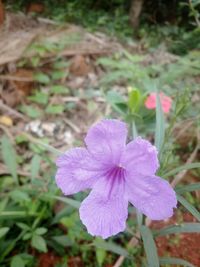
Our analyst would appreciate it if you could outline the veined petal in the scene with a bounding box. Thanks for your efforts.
[122,137,159,175]
[85,119,127,165]
[126,174,177,220]
[79,177,128,239]
[56,148,104,195]
[56,168,94,195]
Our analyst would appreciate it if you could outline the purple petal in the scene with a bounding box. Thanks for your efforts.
[79,177,128,239]
[56,148,103,195]
[122,137,159,175]
[85,119,127,165]
[126,174,177,220]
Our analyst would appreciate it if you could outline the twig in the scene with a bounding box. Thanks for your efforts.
[0,100,28,121]
[0,75,34,82]
[63,118,81,133]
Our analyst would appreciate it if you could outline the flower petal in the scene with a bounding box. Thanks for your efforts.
[126,174,177,220]
[122,137,159,175]
[79,177,128,239]
[56,148,103,195]
[85,119,127,165]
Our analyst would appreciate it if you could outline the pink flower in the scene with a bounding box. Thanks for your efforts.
[145,92,172,113]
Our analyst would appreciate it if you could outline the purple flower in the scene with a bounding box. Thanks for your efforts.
[55,119,177,239]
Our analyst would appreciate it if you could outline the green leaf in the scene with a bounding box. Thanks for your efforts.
[50,85,69,94]
[176,183,200,194]
[154,223,200,236]
[22,233,32,241]
[164,163,200,178]
[0,211,36,220]
[31,154,41,180]
[16,223,30,231]
[34,73,50,84]
[177,194,200,221]
[51,235,73,247]
[45,105,64,114]
[155,92,165,152]
[105,91,126,115]
[159,257,195,267]
[29,91,49,105]
[31,235,47,252]
[51,70,66,80]
[51,196,80,209]
[11,255,25,267]
[93,238,128,257]
[140,226,159,267]
[10,190,30,202]
[1,135,18,184]
[128,88,141,113]
[20,105,42,118]
[0,227,9,239]
[96,246,106,267]
[35,227,47,235]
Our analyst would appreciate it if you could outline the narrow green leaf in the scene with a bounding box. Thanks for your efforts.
[154,223,200,236]
[51,196,80,209]
[10,190,30,202]
[0,211,36,220]
[164,163,200,178]
[0,227,9,239]
[128,88,141,113]
[159,257,195,267]
[31,154,41,180]
[1,135,18,184]
[176,183,200,194]
[51,235,73,247]
[96,246,106,267]
[93,238,128,257]
[155,93,165,152]
[31,235,47,252]
[140,225,159,267]
[177,194,200,221]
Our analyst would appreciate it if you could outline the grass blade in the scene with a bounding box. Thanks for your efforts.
[154,223,200,236]
[159,257,195,267]
[177,194,200,221]
[155,92,165,152]
[140,226,159,267]
[93,238,128,257]
[175,183,200,194]
[163,163,200,178]
[51,196,80,209]
[1,135,18,184]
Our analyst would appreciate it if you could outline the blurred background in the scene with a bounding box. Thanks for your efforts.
[0,1,200,267]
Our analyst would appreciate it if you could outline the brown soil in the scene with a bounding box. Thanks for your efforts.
[151,212,200,266]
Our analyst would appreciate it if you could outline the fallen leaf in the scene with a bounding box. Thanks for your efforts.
[0,115,13,126]
[27,3,45,14]
[0,0,5,26]
[69,55,92,76]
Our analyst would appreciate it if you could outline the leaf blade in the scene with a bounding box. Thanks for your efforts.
[140,226,159,267]
[177,194,200,221]
[1,135,18,184]
[159,257,195,267]
[155,92,165,152]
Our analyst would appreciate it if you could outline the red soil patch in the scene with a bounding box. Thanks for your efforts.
[151,212,200,266]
